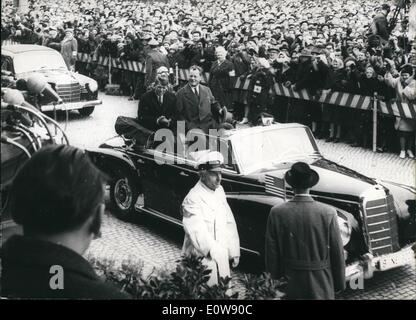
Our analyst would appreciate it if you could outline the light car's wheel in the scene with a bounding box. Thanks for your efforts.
[78,106,95,117]
[109,168,140,220]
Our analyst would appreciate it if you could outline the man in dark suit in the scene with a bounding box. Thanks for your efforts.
[176,65,230,134]
[1,145,130,299]
[137,66,177,132]
[265,162,346,300]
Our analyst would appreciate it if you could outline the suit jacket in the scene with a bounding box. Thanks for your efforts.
[137,90,177,132]
[265,195,346,300]
[176,83,219,134]
[1,235,130,299]
[181,181,240,286]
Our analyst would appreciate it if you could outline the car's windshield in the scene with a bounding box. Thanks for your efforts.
[13,51,68,74]
[231,126,321,174]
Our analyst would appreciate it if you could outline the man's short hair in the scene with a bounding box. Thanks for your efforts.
[10,145,107,235]
[189,65,203,76]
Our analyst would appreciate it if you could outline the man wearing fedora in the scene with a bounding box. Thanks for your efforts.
[181,151,240,286]
[265,162,346,299]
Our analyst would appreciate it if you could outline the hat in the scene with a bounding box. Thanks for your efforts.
[148,38,159,46]
[300,48,313,57]
[344,57,357,66]
[284,162,319,189]
[400,64,414,76]
[194,151,225,171]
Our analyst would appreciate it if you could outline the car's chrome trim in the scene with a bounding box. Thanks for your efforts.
[40,99,102,112]
[136,206,183,227]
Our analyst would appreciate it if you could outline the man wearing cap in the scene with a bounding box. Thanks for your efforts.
[181,151,240,286]
[265,162,346,299]
[145,38,170,88]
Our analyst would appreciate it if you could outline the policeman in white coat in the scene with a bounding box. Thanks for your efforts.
[181,151,240,286]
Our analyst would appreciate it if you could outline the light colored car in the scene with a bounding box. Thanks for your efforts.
[1,44,101,116]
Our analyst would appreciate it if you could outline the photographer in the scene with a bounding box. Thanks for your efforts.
[371,4,391,43]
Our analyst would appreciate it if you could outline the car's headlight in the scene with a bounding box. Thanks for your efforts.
[337,216,352,246]
[88,80,98,92]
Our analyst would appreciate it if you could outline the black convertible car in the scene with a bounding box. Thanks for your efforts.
[87,123,416,281]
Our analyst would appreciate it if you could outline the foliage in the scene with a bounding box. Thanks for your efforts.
[241,272,286,300]
[89,255,284,300]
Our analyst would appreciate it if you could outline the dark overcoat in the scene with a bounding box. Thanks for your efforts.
[265,195,346,300]
[176,83,220,134]
[137,90,177,132]
[1,235,130,299]
[208,59,235,108]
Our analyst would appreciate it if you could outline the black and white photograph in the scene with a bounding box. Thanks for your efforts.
[1,0,415,306]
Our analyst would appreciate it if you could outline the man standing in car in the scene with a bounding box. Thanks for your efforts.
[176,65,230,134]
[265,162,346,299]
[181,151,240,286]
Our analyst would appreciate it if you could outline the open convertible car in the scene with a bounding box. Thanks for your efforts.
[86,123,416,280]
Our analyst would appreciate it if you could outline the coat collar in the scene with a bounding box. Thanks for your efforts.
[1,235,99,281]
[289,194,315,202]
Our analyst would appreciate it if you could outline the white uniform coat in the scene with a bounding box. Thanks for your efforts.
[181,180,240,286]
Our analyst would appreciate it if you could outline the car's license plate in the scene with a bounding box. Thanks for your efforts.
[378,248,413,271]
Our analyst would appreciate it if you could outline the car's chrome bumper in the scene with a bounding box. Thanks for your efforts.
[40,99,102,112]
[345,245,415,281]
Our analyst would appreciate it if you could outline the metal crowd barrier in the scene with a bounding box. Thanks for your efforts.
[76,52,416,121]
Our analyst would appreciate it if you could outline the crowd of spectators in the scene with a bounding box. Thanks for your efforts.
[1,0,416,157]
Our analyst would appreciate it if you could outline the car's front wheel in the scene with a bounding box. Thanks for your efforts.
[109,168,140,220]
[78,106,95,117]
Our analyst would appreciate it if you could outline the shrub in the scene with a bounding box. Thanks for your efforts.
[89,255,284,300]
[241,272,286,300]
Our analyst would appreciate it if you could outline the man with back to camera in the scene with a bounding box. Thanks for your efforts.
[265,162,346,299]
[181,151,240,286]
[0,145,130,299]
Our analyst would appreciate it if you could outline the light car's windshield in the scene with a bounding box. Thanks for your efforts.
[13,51,68,74]
[231,127,321,174]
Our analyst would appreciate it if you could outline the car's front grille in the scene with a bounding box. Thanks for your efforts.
[55,83,81,103]
[365,194,400,256]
